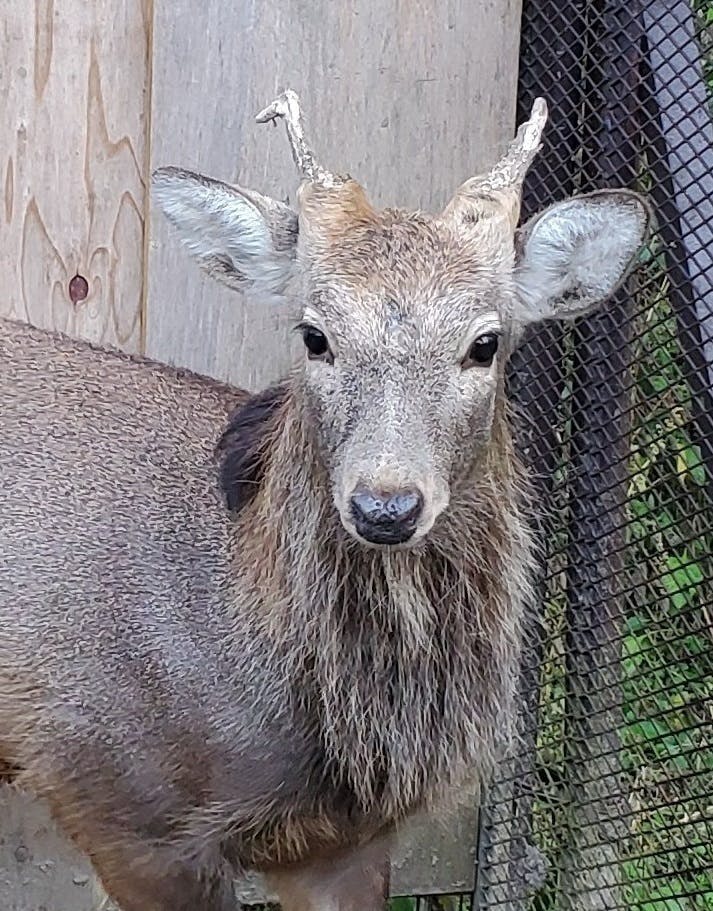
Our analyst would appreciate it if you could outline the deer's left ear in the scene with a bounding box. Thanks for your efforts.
[514,189,652,324]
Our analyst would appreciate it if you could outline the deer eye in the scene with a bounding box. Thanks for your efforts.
[300,325,332,362]
[463,332,500,368]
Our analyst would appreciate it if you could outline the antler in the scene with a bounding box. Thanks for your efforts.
[469,97,548,193]
[486,96,548,189]
[439,97,548,230]
[256,89,343,189]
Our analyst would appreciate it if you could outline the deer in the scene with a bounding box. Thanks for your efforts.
[0,90,650,911]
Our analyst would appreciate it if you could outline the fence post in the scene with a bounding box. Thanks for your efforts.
[558,2,644,908]
[639,0,713,488]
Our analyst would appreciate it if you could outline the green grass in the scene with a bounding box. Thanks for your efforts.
[389,899,471,911]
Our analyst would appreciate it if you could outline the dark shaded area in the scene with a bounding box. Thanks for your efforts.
[217,383,288,513]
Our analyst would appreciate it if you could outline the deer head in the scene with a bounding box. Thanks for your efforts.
[152,90,650,548]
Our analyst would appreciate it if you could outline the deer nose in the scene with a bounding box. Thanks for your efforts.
[349,487,424,545]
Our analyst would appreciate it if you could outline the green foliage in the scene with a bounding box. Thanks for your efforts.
[526,289,713,911]
[693,0,713,107]
[618,239,713,909]
[388,899,471,911]
[390,899,417,911]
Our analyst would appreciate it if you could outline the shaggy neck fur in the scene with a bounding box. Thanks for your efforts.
[219,378,536,826]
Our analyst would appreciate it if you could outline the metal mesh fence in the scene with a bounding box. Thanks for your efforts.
[476,0,713,909]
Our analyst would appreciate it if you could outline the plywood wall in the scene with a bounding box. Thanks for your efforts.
[1,0,522,904]
[2,0,151,350]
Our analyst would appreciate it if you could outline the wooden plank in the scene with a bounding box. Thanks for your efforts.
[146,0,523,389]
[1,0,150,350]
[1,4,147,909]
[388,802,479,896]
[235,801,480,903]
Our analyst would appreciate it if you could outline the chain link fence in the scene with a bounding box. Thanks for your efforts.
[474,0,713,909]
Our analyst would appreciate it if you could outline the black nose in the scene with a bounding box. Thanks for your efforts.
[349,487,424,545]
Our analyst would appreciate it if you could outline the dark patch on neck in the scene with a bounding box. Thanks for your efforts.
[216,383,288,513]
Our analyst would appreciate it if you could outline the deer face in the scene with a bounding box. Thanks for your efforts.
[292,204,515,545]
[153,92,650,547]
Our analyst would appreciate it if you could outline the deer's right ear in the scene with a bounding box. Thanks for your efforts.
[513,189,651,325]
[152,167,298,297]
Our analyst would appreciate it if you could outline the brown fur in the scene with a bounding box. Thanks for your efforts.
[298,179,378,247]
[0,314,532,908]
[266,839,391,911]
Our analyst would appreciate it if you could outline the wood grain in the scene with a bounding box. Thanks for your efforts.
[146,0,523,388]
[1,0,150,350]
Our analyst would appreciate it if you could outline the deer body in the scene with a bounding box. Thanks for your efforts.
[0,316,526,907]
[0,92,650,910]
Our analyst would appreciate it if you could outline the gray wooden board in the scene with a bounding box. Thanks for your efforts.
[0,786,118,911]
[1,0,150,349]
[236,806,480,903]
